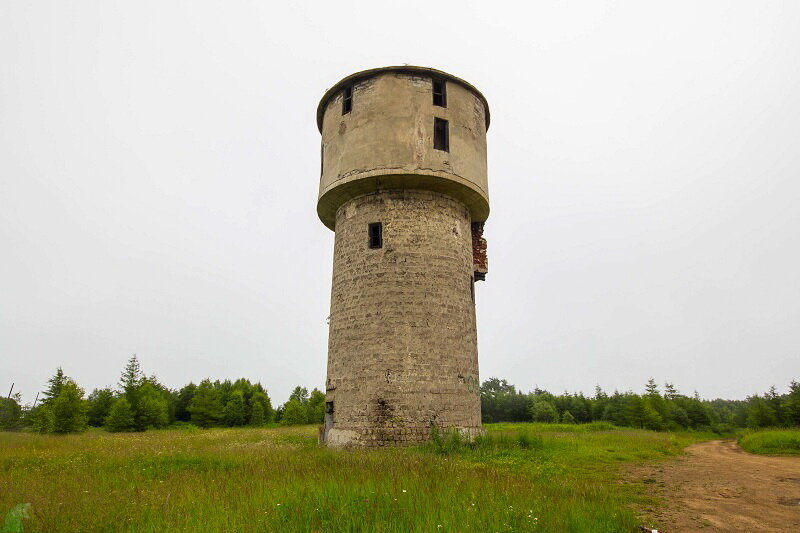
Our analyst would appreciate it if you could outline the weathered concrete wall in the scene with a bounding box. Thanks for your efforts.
[325,190,483,447]
[317,68,489,230]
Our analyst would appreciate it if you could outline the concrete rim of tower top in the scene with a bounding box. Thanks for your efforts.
[316,65,491,133]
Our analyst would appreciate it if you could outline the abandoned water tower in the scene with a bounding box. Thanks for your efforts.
[317,66,490,447]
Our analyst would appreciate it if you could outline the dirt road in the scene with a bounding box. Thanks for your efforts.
[636,440,800,532]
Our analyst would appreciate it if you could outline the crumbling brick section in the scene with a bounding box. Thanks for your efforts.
[471,222,488,281]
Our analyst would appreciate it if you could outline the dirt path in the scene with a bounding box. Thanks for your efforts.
[635,440,800,532]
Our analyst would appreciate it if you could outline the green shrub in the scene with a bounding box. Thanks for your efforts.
[739,430,800,455]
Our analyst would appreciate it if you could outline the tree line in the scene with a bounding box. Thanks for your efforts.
[0,356,325,433]
[3,361,798,434]
[480,377,800,432]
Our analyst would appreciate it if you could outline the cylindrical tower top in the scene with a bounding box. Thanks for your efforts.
[316,66,491,230]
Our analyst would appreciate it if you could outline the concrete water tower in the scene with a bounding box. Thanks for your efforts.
[316,66,490,447]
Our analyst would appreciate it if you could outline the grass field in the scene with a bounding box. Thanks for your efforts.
[0,423,715,532]
[738,429,800,455]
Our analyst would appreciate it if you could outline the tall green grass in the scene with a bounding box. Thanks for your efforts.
[739,429,800,455]
[0,423,712,532]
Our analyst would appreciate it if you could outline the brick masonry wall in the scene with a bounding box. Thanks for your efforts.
[471,222,488,278]
[325,189,483,447]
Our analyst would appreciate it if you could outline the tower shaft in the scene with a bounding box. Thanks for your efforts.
[325,190,481,446]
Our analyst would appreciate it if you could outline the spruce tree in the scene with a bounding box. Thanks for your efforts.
[188,379,222,428]
[223,390,247,427]
[250,391,274,423]
[249,400,266,426]
[787,381,800,427]
[136,382,169,430]
[30,405,56,433]
[42,367,67,405]
[87,388,115,427]
[105,397,135,432]
[663,382,679,400]
[561,410,576,424]
[175,383,196,422]
[119,355,143,412]
[765,386,785,426]
[746,396,777,428]
[51,380,88,434]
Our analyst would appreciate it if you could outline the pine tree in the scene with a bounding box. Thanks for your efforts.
[31,405,56,434]
[250,391,274,423]
[42,367,67,405]
[51,380,88,434]
[641,401,665,431]
[667,402,690,428]
[175,383,196,422]
[765,386,785,426]
[249,400,266,426]
[136,382,169,430]
[189,379,222,428]
[105,397,136,432]
[87,388,115,427]
[223,390,247,427]
[746,396,777,428]
[787,381,800,427]
[645,378,659,396]
[664,382,679,400]
[626,395,647,428]
[119,355,143,411]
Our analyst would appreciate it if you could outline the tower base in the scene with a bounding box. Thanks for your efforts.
[323,425,485,448]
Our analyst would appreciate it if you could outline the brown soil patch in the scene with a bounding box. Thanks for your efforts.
[634,440,800,532]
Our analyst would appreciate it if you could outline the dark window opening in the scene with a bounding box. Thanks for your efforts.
[368,222,383,249]
[470,276,475,303]
[434,118,449,152]
[433,79,447,107]
[325,401,334,414]
[342,86,353,115]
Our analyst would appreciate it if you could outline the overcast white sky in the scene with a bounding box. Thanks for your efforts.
[2,1,799,405]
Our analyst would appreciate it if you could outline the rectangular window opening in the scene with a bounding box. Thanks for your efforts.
[325,401,334,414]
[433,79,447,107]
[470,276,475,303]
[368,222,383,249]
[342,86,353,115]
[434,118,449,152]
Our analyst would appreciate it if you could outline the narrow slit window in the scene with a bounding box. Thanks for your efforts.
[342,86,353,115]
[434,118,449,152]
[325,401,334,414]
[432,79,447,107]
[368,222,382,249]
